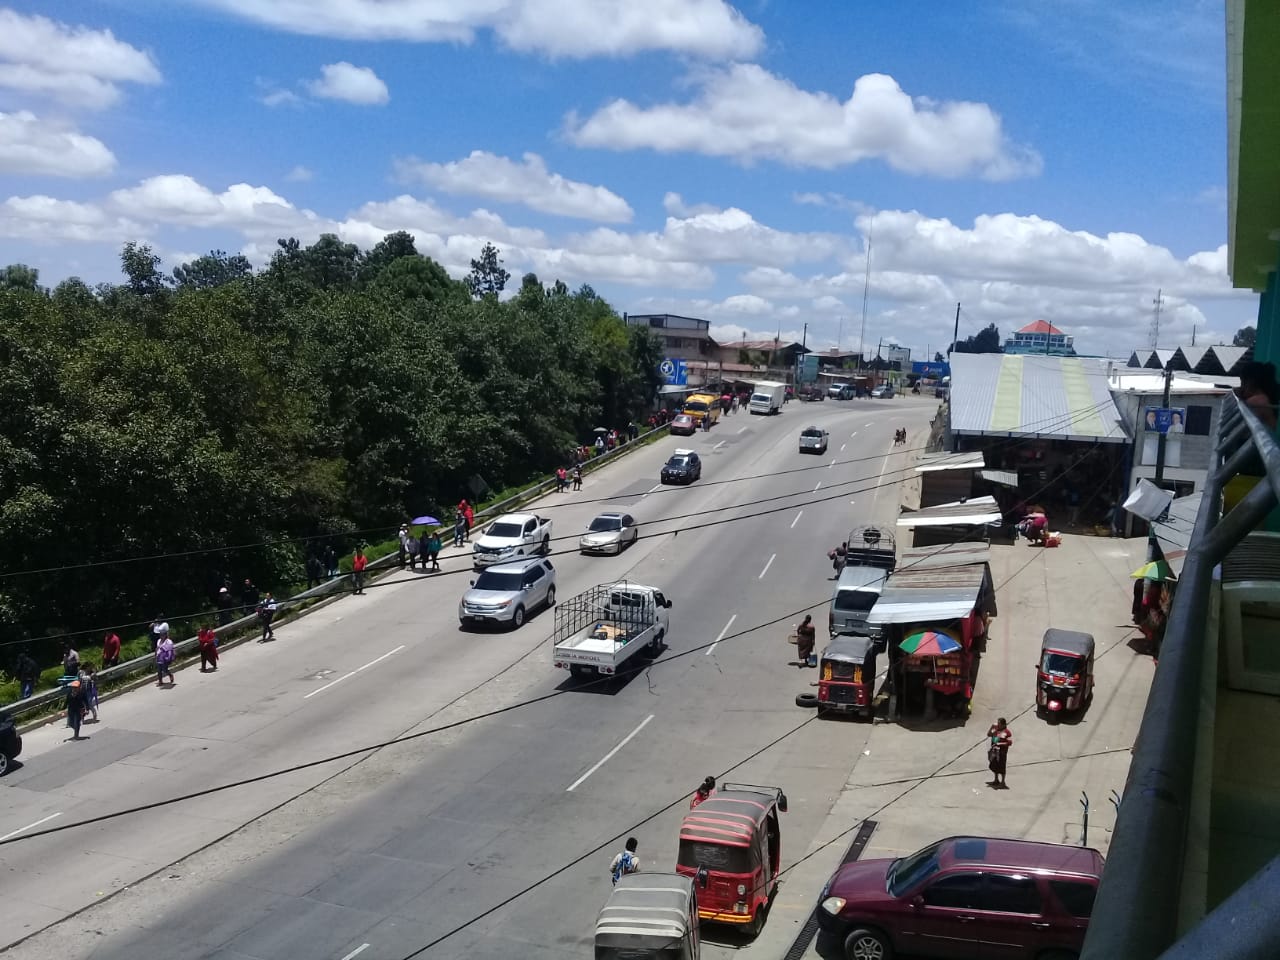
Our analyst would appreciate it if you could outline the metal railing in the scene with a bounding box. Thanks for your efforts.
[1082,392,1280,960]
[0,421,670,724]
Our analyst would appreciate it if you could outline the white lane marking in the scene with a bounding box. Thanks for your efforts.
[828,458,836,469]
[640,483,662,499]
[870,452,892,510]
[814,481,822,491]
[849,500,857,505]
[737,426,747,434]
[840,443,846,452]
[850,431,858,438]
[0,812,62,842]
[864,422,874,427]
[567,714,655,791]
[304,645,406,699]
[758,553,776,579]
[340,946,371,960]
[790,510,804,529]
[714,440,727,450]
[706,614,738,656]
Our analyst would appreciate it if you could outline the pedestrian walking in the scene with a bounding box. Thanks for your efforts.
[689,776,716,809]
[462,501,474,540]
[324,544,338,578]
[14,647,39,699]
[65,678,87,739]
[62,643,80,678]
[257,593,278,641]
[407,532,421,571]
[425,530,442,571]
[572,464,582,491]
[595,436,605,456]
[198,624,219,671]
[305,552,323,589]
[80,664,99,722]
[149,615,168,652]
[610,837,640,885]
[794,614,817,667]
[628,421,639,440]
[352,548,368,594]
[556,466,567,492]
[398,524,410,568]
[155,635,176,687]
[453,511,466,547]
[987,718,1013,789]
[101,630,121,668]
[828,542,848,578]
[241,578,260,611]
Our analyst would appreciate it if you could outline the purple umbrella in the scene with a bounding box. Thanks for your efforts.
[411,515,439,526]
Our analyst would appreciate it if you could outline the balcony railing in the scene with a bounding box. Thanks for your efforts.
[1082,392,1280,959]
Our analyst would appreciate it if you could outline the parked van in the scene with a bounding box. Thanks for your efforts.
[829,565,888,637]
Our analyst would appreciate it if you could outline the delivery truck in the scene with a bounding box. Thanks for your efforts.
[748,380,785,415]
[552,582,672,678]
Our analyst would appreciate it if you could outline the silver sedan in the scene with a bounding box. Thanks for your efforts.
[579,512,639,555]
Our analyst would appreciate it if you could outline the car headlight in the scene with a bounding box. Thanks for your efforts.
[496,600,512,608]
[821,896,847,915]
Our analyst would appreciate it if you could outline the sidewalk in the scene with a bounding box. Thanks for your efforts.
[742,531,1152,960]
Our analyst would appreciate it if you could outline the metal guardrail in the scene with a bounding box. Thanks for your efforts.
[0,421,670,724]
[1082,393,1280,960]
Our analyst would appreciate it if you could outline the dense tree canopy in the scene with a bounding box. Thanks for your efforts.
[0,238,662,657]
[949,323,1003,354]
[1233,325,1256,349]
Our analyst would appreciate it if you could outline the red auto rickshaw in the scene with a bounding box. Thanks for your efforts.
[676,783,787,937]
[817,635,878,719]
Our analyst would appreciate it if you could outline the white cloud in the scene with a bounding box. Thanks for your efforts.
[107,175,308,231]
[284,165,314,182]
[194,0,763,59]
[397,151,633,222]
[793,191,871,215]
[260,88,303,108]
[0,9,160,110]
[0,194,140,243]
[566,65,1042,179]
[663,192,720,218]
[0,111,116,177]
[307,62,389,105]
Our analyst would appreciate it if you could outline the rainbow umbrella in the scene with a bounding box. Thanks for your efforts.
[899,629,962,656]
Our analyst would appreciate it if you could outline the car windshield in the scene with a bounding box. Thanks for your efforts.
[1042,652,1084,675]
[887,842,941,896]
[667,457,689,467]
[684,401,708,412]
[751,394,769,403]
[473,572,522,591]
[589,517,623,532]
[802,429,823,437]
[834,589,877,612]
[487,522,523,538]
[678,839,754,874]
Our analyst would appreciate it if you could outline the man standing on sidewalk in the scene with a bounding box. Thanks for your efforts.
[257,593,278,641]
[101,630,121,668]
[14,647,39,699]
[397,524,410,568]
[352,548,368,594]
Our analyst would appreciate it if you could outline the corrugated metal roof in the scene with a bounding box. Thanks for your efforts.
[1173,345,1210,370]
[980,468,1020,487]
[915,451,985,473]
[899,543,992,570]
[949,354,1128,443]
[867,559,996,625]
[898,495,1002,527]
[1202,345,1251,375]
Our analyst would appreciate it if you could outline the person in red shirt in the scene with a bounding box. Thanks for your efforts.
[197,625,219,672]
[689,776,716,809]
[101,631,121,669]
[462,501,474,540]
[352,548,368,595]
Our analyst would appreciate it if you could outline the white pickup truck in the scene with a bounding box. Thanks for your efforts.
[552,582,672,678]
[472,512,553,568]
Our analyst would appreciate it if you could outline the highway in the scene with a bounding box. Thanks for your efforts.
[0,395,934,960]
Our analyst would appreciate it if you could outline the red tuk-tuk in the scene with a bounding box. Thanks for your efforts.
[676,784,787,936]
[817,635,878,719]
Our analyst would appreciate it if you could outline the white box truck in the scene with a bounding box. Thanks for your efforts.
[749,380,786,415]
[552,582,672,678]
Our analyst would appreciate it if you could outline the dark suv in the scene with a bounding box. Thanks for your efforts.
[817,835,1103,960]
[0,716,23,775]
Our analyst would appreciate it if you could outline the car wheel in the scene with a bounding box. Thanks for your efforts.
[0,751,8,776]
[541,537,551,555]
[796,692,819,708]
[845,927,893,960]
[511,605,526,629]
[545,586,556,609]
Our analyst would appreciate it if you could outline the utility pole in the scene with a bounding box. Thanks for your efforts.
[859,217,874,371]
[1191,325,1197,347]
[1150,289,1164,350]
[837,316,844,353]
[951,302,961,356]
[798,322,808,384]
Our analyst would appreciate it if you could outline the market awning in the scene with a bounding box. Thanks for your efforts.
[980,469,1019,488]
[897,495,1002,528]
[915,452,985,473]
[866,560,996,625]
[1151,493,1201,577]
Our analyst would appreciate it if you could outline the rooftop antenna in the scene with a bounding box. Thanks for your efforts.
[1149,289,1164,350]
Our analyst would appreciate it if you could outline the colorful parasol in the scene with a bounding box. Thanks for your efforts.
[899,629,962,656]
[1130,560,1175,581]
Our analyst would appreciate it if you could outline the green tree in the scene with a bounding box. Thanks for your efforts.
[120,242,168,297]
[173,250,253,289]
[466,242,510,299]
[0,263,39,291]
[1233,325,1256,348]
[951,323,1002,354]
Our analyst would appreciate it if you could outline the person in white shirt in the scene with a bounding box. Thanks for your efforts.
[610,837,640,885]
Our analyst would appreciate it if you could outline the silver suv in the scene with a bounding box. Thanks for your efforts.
[459,557,556,630]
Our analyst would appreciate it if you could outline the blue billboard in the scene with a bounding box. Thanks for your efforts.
[911,361,950,378]
[659,358,688,386]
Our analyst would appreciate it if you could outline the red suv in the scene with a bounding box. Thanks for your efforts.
[816,835,1103,960]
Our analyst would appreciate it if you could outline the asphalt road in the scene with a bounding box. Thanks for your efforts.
[0,395,933,960]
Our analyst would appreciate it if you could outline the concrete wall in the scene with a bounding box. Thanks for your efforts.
[1114,391,1226,494]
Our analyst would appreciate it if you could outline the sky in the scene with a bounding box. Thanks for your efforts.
[0,0,1257,359]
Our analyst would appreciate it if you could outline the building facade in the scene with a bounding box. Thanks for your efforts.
[1003,320,1077,356]
[625,314,715,361]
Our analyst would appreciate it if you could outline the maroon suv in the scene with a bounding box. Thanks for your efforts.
[816,835,1103,960]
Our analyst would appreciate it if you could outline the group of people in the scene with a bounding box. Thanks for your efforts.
[397,524,444,572]
[554,464,584,493]
[57,643,99,740]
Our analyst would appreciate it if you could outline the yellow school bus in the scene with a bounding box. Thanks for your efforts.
[682,393,722,425]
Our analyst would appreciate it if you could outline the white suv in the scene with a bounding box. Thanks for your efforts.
[459,557,556,630]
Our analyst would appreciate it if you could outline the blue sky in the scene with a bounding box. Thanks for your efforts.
[0,0,1255,357]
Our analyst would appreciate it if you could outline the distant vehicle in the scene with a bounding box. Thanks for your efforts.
[0,716,22,775]
[799,426,829,454]
[670,413,697,436]
[472,512,553,568]
[818,835,1105,960]
[458,557,556,630]
[661,449,702,484]
[682,393,721,426]
[552,581,671,677]
[797,384,825,401]
[579,512,639,555]
[749,381,786,415]
[870,383,894,398]
[828,382,855,400]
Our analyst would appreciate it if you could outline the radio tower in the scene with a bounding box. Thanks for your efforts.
[1149,289,1164,350]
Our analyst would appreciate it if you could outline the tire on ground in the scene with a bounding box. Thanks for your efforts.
[795,692,819,708]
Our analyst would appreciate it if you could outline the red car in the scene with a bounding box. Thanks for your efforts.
[817,835,1102,960]
[670,413,697,436]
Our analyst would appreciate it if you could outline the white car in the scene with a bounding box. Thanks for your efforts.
[799,426,830,454]
[459,557,556,629]
[579,512,640,555]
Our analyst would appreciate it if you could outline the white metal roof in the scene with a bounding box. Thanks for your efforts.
[915,451,985,473]
[897,495,1002,528]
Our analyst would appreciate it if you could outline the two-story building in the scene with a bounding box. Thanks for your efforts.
[1003,320,1077,356]
[624,314,715,361]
